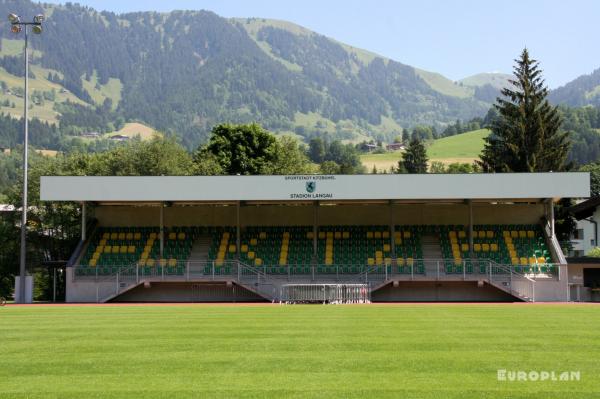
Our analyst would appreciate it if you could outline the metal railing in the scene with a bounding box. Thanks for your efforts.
[74,258,547,302]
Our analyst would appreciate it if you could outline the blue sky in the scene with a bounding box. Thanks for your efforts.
[45,0,599,88]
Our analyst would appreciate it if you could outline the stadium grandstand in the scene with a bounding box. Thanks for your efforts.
[40,173,589,303]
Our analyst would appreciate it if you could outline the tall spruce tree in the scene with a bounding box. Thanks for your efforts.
[479,49,570,172]
[400,137,428,173]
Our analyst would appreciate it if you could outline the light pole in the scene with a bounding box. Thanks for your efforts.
[9,13,44,303]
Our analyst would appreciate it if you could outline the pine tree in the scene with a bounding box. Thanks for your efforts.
[479,48,570,172]
[401,137,428,174]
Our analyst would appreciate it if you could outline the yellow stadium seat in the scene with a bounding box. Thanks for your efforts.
[367,258,375,266]
[92,252,100,260]
[223,232,230,239]
[254,258,263,266]
[449,231,457,238]
[149,232,157,239]
[503,230,510,237]
[250,238,258,246]
[490,243,498,252]
[241,244,248,253]
[366,231,373,239]
[104,245,112,253]
[382,231,390,239]
[384,257,392,265]
[112,246,120,254]
[520,257,528,266]
[538,257,546,264]
[140,252,149,260]
[473,243,481,252]
[529,257,536,265]
[118,233,125,240]
[454,258,462,266]
[120,245,128,253]
[511,257,519,265]
[342,232,350,239]
[89,259,97,267]
[283,232,290,238]
[482,243,490,252]
[504,236,512,244]
[527,231,535,238]
[215,259,224,267]
[258,232,266,240]
[461,243,469,252]
[228,244,236,253]
[375,250,383,258]
[374,231,382,239]
[326,232,333,239]
[478,231,486,239]
[397,257,405,265]
[394,237,402,245]
[168,258,177,267]
[133,232,141,240]
[178,232,185,240]
[486,231,494,238]
[406,257,414,266]
[383,243,390,252]
[146,259,155,267]
[124,233,132,240]
[318,232,326,239]
[102,232,109,239]
[307,231,314,239]
[110,232,118,240]
[403,231,411,238]
[458,231,466,239]
[168,232,176,240]
[159,258,167,267]
[279,259,287,265]
[519,231,526,238]
[247,251,255,260]
[334,232,341,239]
[510,231,518,238]
[99,238,107,246]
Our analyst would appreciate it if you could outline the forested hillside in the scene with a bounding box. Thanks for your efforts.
[0,0,495,148]
[549,68,600,107]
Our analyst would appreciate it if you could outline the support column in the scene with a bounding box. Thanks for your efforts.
[549,198,555,237]
[468,200,473,257]
[236,201,241,259]
[313,202,318,256]
[81,201,86,241]
[390,201,396,257]
[159,204,164,258]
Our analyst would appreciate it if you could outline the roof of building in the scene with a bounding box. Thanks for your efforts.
[40,173,590,203]
[569,196,600,220]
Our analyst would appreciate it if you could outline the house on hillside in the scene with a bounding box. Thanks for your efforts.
[109,134,130,142]
[386,143,405,151]
[81,132,100,138]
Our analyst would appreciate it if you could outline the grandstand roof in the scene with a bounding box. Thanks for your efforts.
[40,173,589,203]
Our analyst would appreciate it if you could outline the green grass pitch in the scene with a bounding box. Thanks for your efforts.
[1,304,599,398]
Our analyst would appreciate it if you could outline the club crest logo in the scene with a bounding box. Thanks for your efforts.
[306,181,316,193]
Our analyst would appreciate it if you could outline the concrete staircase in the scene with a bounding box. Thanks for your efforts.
[189,234,212,261]
[421,234,442,259]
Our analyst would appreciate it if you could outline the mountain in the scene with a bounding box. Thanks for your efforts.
[548,68,600,107]
[460,73,512,90]
[0,1,496,148]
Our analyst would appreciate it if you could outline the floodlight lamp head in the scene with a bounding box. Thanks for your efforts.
[8,13,20,23]
[32,25,42,34]
[10,24,21,34]
[34,14,45,23]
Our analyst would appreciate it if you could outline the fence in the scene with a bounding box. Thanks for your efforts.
[280,283,370,304]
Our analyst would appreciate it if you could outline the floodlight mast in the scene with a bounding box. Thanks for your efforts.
[8,14,44,303]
